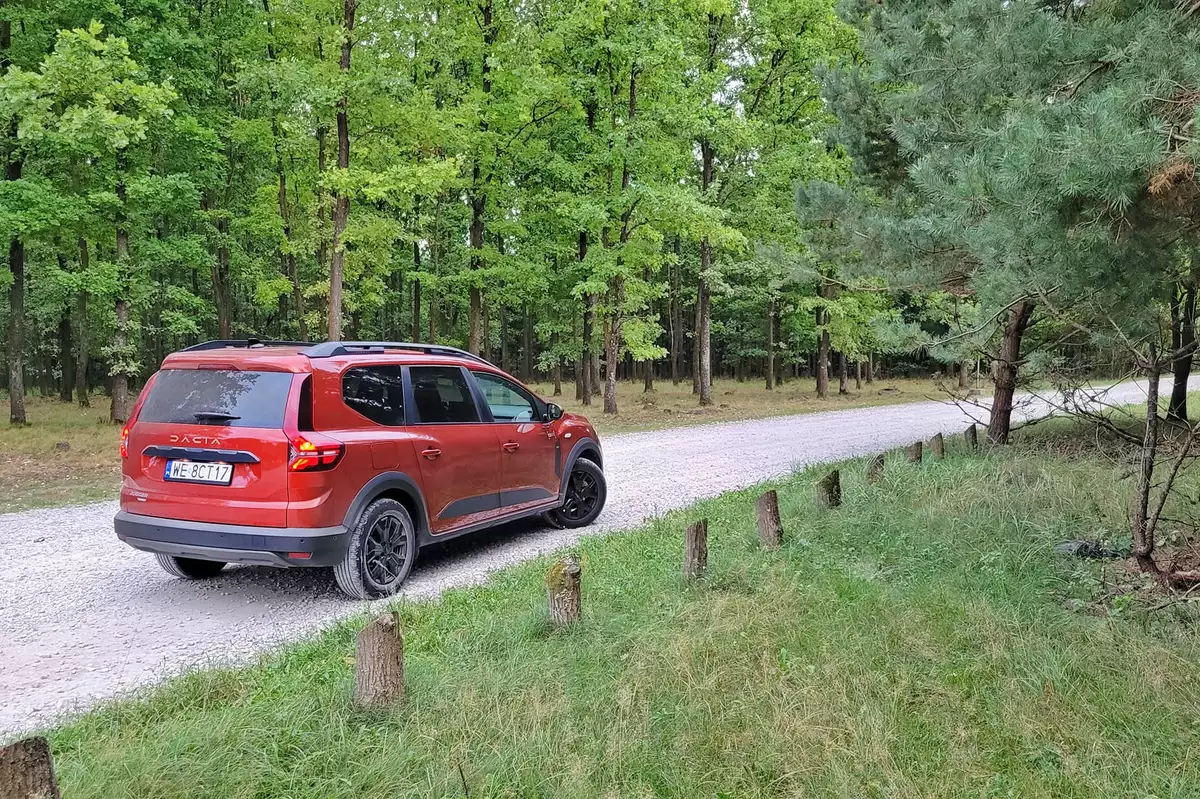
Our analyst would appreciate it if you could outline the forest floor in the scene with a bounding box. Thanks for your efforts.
[0,377,950,512]
[40,423,1200,797]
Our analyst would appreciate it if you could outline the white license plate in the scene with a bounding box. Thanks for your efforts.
[164,460,234,485]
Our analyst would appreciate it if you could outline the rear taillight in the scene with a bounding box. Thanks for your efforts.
[288,432,343,472]
[120,375,157,459]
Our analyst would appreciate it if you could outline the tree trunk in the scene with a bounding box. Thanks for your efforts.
[755,490,783,550]
[837,351,848,394]
[866,353,874,384]
[855,361,863,390]
[411,242,422,342]
[328,0,356,342]
[75,238,90,407]
[987,300,1034,446]
[467,0,494,357]
[603,289,620,415]
[316,123,329,287]
[58,313,74,403]
[551,332,562,396]
[1169,284,1196,422]
[7,234,25,425]
[765,297,775,391]
[213,208,232,339]
[110,165,132,425]
[670,237,682,384]
[588,296,601,397]
[816,329,830,399]
[1132,351,1163,579]
[575,357,584,401]
[698,273,712,406]
[0,736,60,799]
[683,519,708,581]
[958,360,971,390]
[354,612,404,708]
[692,290,701,395]
[545,555,581,628]
[522,306,533,382]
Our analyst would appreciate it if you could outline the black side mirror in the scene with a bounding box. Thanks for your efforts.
[546,402,564,421]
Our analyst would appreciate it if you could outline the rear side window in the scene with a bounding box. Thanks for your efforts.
[139,369,293,428]
[342,366,405,426]
[409,366,480,424]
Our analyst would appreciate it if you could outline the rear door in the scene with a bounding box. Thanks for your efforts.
[470,370,559,509]
[123,368,296,528]
[404,365,503,534]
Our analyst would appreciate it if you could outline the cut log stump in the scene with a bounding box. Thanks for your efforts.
[354,611,405,709]
[755,490,783,550]
[930,432,945,460]
[866,454,885,484]
[906,441,923,463]
[546,555,582,628]
[964,423,978,451]
[0,736,59,799]
[683,519,708,580]
[815,469,841,509]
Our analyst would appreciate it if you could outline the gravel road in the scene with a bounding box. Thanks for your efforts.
[0,381,1161,735]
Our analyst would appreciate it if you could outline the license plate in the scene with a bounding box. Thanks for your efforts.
[164,460,234,485]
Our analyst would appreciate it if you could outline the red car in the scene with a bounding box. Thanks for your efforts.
[115,340,606,599]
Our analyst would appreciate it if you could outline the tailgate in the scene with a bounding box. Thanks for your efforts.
[121,369,296,528]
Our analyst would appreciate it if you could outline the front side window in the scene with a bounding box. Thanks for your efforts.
[473,372,538,422]
[409,366,480,424]
[342,366,405,426]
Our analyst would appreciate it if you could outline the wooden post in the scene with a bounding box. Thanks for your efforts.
[755,490,783,549]
[0,737,60,799]
[815,469,841,508]
[354,611,404,709]
[683,519,708,580]
[546,554,582,628]
[867,454,885,484]
[906,441,923,463]
[929,432,945,460]
[964,423,979,451]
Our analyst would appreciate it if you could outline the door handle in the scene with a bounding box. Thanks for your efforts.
[421,448,442,460]
[502,441,520,453]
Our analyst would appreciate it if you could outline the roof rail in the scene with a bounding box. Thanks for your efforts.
[301,341,493,365]
[181,339,313,352]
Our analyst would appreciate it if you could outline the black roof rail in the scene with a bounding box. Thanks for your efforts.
[301,341,493,365]
[181,339,313,352]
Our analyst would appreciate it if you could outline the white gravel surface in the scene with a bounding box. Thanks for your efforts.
[0,380,1163,735]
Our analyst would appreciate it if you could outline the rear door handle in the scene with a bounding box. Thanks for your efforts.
[421,448,442,460]
[502,441,520,453]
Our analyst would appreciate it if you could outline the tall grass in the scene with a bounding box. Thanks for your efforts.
[46,441,1200,797]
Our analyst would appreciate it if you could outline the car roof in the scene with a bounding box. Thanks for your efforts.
[159,341,507,375]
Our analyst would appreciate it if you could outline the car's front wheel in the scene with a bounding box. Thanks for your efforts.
[548,457,606,529]
[334,498,418,600]
[155,554,226,579]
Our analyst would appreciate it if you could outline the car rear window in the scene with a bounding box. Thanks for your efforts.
[138,369,294,428]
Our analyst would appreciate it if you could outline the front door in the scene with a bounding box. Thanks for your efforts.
[470,370,560,511]
[405,365,503,535]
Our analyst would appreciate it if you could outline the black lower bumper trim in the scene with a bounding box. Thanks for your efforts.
[115,511,349,567]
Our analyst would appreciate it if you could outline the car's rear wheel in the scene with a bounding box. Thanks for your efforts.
[334,498,417,600]
[155,554,226,579]
[549,457,606,529]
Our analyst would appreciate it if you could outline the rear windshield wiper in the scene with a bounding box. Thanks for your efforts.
[193,411,241,422]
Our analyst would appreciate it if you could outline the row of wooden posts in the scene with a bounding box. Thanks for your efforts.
[0,423,979,797]
[351,422,979,710]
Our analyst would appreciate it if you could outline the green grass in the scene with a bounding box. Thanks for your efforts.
[40,433,1200,797]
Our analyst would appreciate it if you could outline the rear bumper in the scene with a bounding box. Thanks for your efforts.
[115,510,349,568]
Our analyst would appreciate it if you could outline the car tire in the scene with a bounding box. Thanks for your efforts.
[155,554,226,579]
[549,457,606,529]
[334,498,418,600]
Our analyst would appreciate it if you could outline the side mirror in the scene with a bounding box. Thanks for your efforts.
[546,402,564,421]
